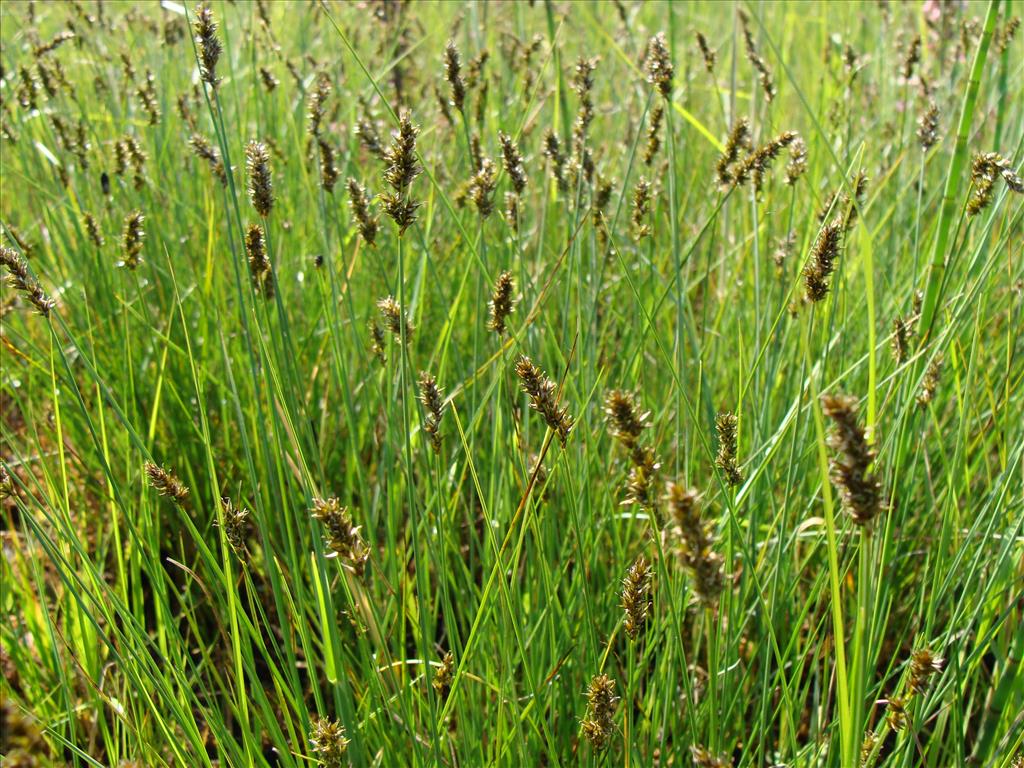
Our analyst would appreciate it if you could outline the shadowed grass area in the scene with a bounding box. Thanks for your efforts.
[1,1,1022,766]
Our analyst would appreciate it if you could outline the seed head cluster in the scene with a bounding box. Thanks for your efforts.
[1,247,55,316]
[487,270,516,336]
[821,394,884,526]
[308,717,349,768]
[515,356,573,448]
[664,483,725,604]
[418,371,446,454]
[245,140,274,218]
[581,674,618,751]
[310,497,369,575]
[144,462,189,506]
[715,411,743,487]
[244,224,274,299]
[620,555,653,640]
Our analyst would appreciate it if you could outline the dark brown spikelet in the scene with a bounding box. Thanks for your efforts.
[137,69,160,125]
[310,497,369,575]
[318,138,339,193]
[356,110,385,159]
[739,10,776,102]
[418,371,446,454]
[307,72,330,138]
[604,390,650,448]
[623,447,661,510]
[244,224,274,298]
[664,482,725,603]
[468,158,498,218]
[144,462,189,505]
[83,213,104,247]
[33,30,75,58]
[631,178,652,240]
[433,651,454,698]
[716,117,751,187]
[4,225,36,259]
[694,30,716,74]
[218,497,251,558]
[621,555,653,640]
[189,133,226,185]
[885,694,909,731]
[383,110,422,193]
[193,3,222,89]
[967,152,1024,216]
[908,649,943,695]
[0,246,55,316]
[645,32,674,98]
[444,40,466,113]
[498,131,527,194]
[514,355,573,448]
[821,394,884,526]
[643,101,664,166]
[917,101,939,150]
[916,353,943,408]
[259,66,278,92]
[487,270,515,335]
[786,137,807,184]
[369,320,387,365]
[995,16,1020,53]
[376,296,413,343]
[734,131,801,193]
[842,172,869,233]
[715,411,744,486]
[245,140,274,217]
[581,674,618,751]
[802,218,843,302]
[121,211,145,270]
[309,717,349,768]
[891,315,912,364]
[901,34,921,80]
[346,178,379,246]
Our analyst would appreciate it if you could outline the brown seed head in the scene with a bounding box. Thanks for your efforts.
[122,211,146,270]
[244,224,274,298]
[604,390,650,448]
[418,371,446,454]
[715,411,744,487]
[908,648,943,695]
[514,355,573,448]
[664,482,725,603]
[694,30,716,74]
[193,3,222,89]
[621,555,653,640]
[245,140,274,217]
[645,32,674,98]
[487,270,515,335]
[309,717,349,768]
[444,40,466,113]
[376,296,413,343]
[821,393,884,526]
[347,178,379,246]
[144,462,189,505]
[581,674,618,751]
[218,497,251,558]
[0,246,55,316]
[310,497,369,575]
[433,651,454,698]
[498,131,528,194]
[802,218,843,302]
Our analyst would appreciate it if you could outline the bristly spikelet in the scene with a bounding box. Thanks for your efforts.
[193,3,222,89]
[245,141,274,217]
[0,246,55,316]
[821,394,884,526]
[802,218,843,302]
[310,497,370,575]
[433,651,454,698]
[83,213,104,247]
[318,138,339,192]
[631,178,652,240]
[468,158,498,218]
[418,371,446,454]
[487,270,515,335]
[121,211,146,270]
[137,69,160,125]
[967,152,1024,216]
[218,496,251,558]
[369,320,387,366]
[498,131,527,194]
[376,296,413,343]
[664,482,725,603]
[346,178,379,246]
[786,136,807,184]
[581,674,618,751]
[694,30,716,74]
[738,10,776,102]
[901,34,921,80]
[444,40,466,114]
[716,118,751,187]
[514,356,574,448]
[917,101,939,150]
[623,447,660,510]
[307,72,330,137]
[542,129,567,190]
[309,717,349,768]
[189,133,226,185]
[891,315,912,364]
[244,224,274,298]
[733,131,801,193]
[620,555,653,640]
[907,649,943,695]
[604,390,650,448]
[380,110,422,235]
[916,353,943,408]
[642,101,664,166]
[715,411,744,486]
[645,32,674,98]
[144,462,189,505]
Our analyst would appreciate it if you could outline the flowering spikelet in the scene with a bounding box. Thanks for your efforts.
[716,118,751,187]
[193,3,222,89]
[346,178,378,246]
[917,101,939,150]
[376,296,413,343]
[842,172,869,233]
[369,320,387,365]
[318,138,339,192]
[908,649,943,695]
[444,40,466,113]
[307,72,330,138]
[433,651,454,698]
[643,101,664,166]
[581,674,618,751]
[245,141,274,217]
[664,482,725,603]
[33,30,75,57]
[144,462,189,505]
[802,219,843,302]
[515,356,573,447]
[543,129,567,190]
[916,353,943,408]
[885,694,909,731]
[786,137,807,184]
[259,66,278,92]
[418,371,446,454]
[901,35,921,80]
[309,717,349,768]
[631,178,652,240]
[310,497,369,575]
[136,69,160,125]
[604,390,650,448]
[498,132,527,194]
[967,152,1024,216]
[821,394,884,526]
[773,231,795,278]
[645,32,674,98]
[570,57,598,179]
[734,131,801,193]
[739,11,776,102]
[189,133,226,185]
[121,211,145,270]
[715,411,744,486]
[694,30,716,74]
[621,555,653,640]
[487,270,515,335]
[891,315,912,364]
[83,213,104,247]
[244,224,274,298]
[0,246,55,316]
[218,496,250,558]
[468,158,498,218]
[380,111,422,234]
[356,113,385,159]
